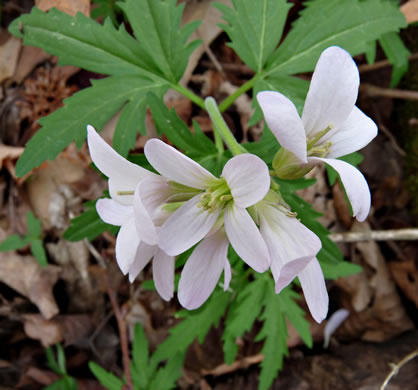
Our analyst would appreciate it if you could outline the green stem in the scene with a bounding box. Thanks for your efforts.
[205,97,245,156]
[172,83,205,110]
[213,126,225,154]
[218,74,259,112]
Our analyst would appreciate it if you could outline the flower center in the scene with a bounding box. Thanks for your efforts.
[197,178,232,213]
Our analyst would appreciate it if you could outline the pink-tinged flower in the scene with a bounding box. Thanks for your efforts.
[257,46,378,222]
[143,139,272,309]
[252,197,328,323]
[87,126,175,300]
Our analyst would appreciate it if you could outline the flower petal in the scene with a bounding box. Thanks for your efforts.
[133,182,158,245]
[115,216,140,275]
[257,91,307,162]
[158,195,220,256]
[152,249,175,301]
[323,309,349,348]
[128,241,156,282]
[310,157,371,222]
[257,203,321,292]
[224,204,270,273]
[178,229,229,310]
[96,198,132,226]
[87,125,154,205]
[224,259,231,291]
[298,257,329,323]
[144,138,216,189]
[325,106,378,158]
[222,154,270,208]
[302,47,359,137]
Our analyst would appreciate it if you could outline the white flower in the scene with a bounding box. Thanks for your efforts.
[252,197,328,323]
[87,126,175,300]
[143,139,272,309]
[257,46,378,222]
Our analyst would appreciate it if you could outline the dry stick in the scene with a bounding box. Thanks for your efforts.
[105,273,133,390]
[380,349,418,390]
[84,241,133,389]
[330,228,418,243]
[360,83,418,100]
[358,53,418,73]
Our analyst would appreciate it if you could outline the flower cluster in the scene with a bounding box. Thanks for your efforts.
[87,46,377,324]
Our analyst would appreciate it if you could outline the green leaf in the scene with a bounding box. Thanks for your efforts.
[148,93,217,157]
[256,284,288,390]
[118,0,201,82]
[56,344,67,375]
[0,234,29,251]
[279,288,312,348]
[266,0,407,76]
[9,8,151,77]
[89,362,124,390]
[214,0,292,72]
[92,0,119,26]
[223,278,267,364]
[64,201,117,242]
[26,211,42,238]
[379,32,410,87]
[151,289,230,366]
[326,152,364,186]
[244,125,279,165]
[148,352,185,390]
[131,323,150,389]
[365,40,377,64]
[14,75,166,177]
[30,239,48,267]
[43,377,70,390]
[322,260,362,280]
[46,347,61,374]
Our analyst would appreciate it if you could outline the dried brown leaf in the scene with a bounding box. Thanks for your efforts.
[0,145,24,170]
[0,253,60,319]
[0,31,21,84]
[401,0,418,24]
[36,0,90,16]
[389,259,418,308]
[11,46,51,84]
[23,314,93,347]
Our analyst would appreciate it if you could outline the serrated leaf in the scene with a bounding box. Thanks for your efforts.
[256,285,288,390]
[46,347,61,374]
[0,234,29,251]
[321,260,362,279]
[266,0,407,76]
[15,75,166,177]
[64,201,117,242]
[365,40,377,64]
[92,0,119,26]
[56,344,67,374]
[223,278,267,364]
[279,288,312,348]
[89,362,124,390]
[30,239,48,267]
[151,289,230,367]
[379,32,410,87]
[148,93,217,157]
[148,352,185,390]
[26,211,42,238]
[118,0,201,82]
[9,8,152,77]
[131,323,150,389]
[214,0,291,72]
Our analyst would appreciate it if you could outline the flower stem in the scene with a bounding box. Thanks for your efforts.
[205,97,245,156]
[172,83,206,110]
[218,74,259,112]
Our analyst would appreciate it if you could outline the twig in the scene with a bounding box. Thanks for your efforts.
[380,349,418,390]
[84,239,107,269]
[105,272,133,390]
[330,228,418,243]
[360,84,418,100]
[358,53,418,73]
[201,354,264,376]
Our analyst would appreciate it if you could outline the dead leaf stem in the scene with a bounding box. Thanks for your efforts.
[380,349,418,390]
[330,228,418,243]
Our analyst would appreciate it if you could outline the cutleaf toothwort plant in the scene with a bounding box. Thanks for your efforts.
[10,0,408,388]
